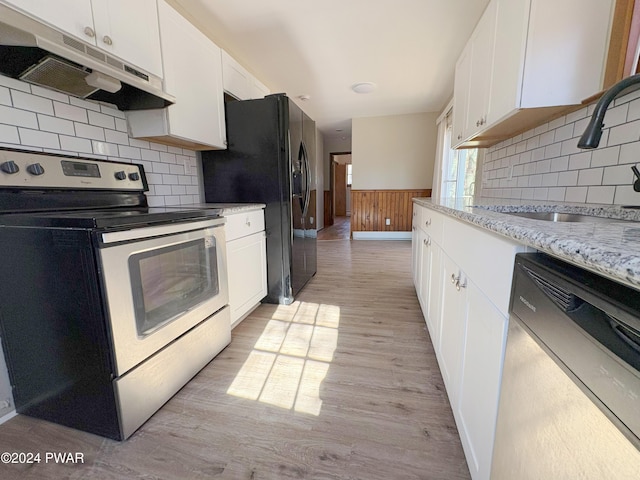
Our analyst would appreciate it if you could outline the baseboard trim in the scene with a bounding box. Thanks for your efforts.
[352,231,411,240]
[0,409,17,425]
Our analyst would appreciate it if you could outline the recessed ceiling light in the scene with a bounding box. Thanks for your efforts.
[336,129,343,132]
[298,94,311,101]
[351,82,376,94]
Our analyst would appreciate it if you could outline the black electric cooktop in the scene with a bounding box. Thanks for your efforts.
[0,207,217,229]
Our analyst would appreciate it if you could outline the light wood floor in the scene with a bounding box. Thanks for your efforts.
[0,240,469,480]
[317,216,351,240]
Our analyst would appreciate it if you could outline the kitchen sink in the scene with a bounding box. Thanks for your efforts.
[502,211,630,223]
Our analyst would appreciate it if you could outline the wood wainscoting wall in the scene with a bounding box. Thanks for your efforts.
[351,189,431,232]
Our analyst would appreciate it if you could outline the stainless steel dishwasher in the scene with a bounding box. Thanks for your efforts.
[491,253,640,479]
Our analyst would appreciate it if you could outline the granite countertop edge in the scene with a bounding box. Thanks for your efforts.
[413,197,640,291]
[177,203,266,215]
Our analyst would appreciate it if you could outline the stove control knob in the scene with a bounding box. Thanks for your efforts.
[114,170,127,180]
[129,172,140,181]
[0,161,19,174]
[26,163,45,176]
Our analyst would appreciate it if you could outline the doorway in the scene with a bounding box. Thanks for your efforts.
[321,152,351,240]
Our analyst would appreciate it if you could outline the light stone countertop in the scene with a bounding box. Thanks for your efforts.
[169,203,266,216]
[413,196,640,291]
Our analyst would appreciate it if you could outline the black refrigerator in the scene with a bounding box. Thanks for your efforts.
[201,93,317,305]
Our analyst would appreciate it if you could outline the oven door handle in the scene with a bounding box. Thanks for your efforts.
[100,217,225,245]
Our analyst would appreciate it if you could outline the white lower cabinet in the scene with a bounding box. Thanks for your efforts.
[412,201,526,480]
[437,252,467,404]
[225,209,267,328]
[456,278,509,480]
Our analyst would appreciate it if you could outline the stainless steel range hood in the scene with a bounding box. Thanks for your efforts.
[0,4,175,110]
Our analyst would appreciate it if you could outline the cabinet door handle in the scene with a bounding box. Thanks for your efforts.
[84,26,95,38]
[246,219,251,227]
[425,219,431,227]
[102,35,113,46]
[456,277,467,291]
[451,273,458,284]
[476,120,481,127]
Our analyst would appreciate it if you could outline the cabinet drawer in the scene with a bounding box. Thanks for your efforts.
[443,216,524,315]
[419,207,445,245]
[225,209,265,241]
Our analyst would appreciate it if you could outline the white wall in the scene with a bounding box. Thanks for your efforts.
[352,113,437,190]
[480,88,640,205]
[0,76,201,206]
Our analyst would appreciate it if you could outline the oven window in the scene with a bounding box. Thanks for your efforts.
[129,238,219,337]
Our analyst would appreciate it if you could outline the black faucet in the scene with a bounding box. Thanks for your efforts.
[578,73,640,149]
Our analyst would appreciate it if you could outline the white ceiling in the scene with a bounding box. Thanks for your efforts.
[169,0,490,138]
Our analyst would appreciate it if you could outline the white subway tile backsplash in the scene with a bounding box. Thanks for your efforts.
[602,103,629,128]
[104,129,129,145]
[0,75,30,93]
[153,162,170,174]
[607,119,640,146]
[162,174,178,184]
[603,164,633,185]
[75,123,105,141]
[170,164,184,175]
[558,170,579,186]
[0,86,11,106]
[92,140,119,156]
[129,139,150,149]
[549,157,569,172]
[0,104,38,129]
[149,142,168,152]
[37,115,75,135]
[60,135,92,154]
[613,185,640,205]
[0,124,19,144]
[18,128,60,149]
[586,186,615,204]
[30,85,69,103]
[554,124,574,142]
[628,98,640,122]
[69,96,101,112]
[560,138,582,156]
[565,187,588,202]
[160,152,176,163]
[100,104,126,119]
[618,142,640,165]
[590,146,620,168]
[54,102,87,123]
[88,110,116,130]
[547,187,566,201]
[141,149,160,162]
[565,108,587,124]
[577,168,603,186]
[118,145,142,160]
[114,118,128,133]
[0,75,201,205]
[568,152,591,170]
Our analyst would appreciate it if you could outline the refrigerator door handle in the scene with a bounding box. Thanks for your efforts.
[301,141,311,217]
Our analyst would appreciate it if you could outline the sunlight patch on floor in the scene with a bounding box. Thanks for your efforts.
[227,301,339,415]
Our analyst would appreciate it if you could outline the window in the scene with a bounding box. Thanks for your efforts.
[436,107,477,199]
[346,164,352,187]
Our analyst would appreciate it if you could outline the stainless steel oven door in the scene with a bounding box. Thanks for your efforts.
[97,218,228,376]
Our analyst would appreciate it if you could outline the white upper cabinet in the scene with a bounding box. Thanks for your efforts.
[126,0,226,150]
[3,0,163,78]
[464,0,496,140]
[221,50,270,100]
[452,45,471,146]
[454,0,614,148]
